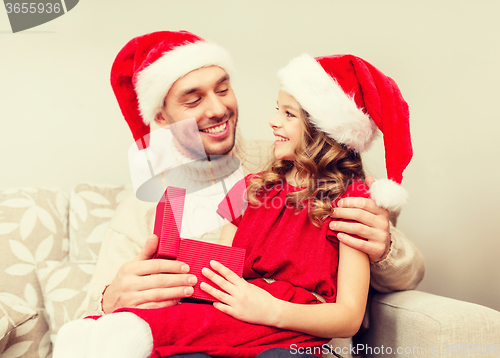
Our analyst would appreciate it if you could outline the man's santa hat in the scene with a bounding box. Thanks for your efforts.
[110,31,237,201]
[110,30,234,149]
[277,54,413,211]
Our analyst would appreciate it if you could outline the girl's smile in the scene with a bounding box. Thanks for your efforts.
[273,133,290,143]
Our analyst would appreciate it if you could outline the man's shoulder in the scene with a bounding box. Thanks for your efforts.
[234,136,272,175]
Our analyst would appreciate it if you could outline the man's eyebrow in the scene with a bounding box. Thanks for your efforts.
[177,75,229,98]
[217,75,229,85]
[178,87,201,98]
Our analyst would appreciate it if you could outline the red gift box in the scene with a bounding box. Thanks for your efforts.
[153,186,246,302]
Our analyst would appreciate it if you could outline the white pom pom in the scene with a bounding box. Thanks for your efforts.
[369,179,409,212]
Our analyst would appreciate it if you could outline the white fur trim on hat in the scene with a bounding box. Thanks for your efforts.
[369,178,409,211]
[135,41,235,126]
[277,54,378,153]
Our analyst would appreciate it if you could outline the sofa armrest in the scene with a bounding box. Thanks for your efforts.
[363,290,500,357]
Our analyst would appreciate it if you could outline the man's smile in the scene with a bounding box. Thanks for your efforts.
[199,120,231,139]
[200,121,227,134]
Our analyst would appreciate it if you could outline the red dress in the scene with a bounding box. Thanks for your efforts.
[120,176,370,358]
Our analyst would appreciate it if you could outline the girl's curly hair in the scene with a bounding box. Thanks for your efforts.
[247,109,365,227]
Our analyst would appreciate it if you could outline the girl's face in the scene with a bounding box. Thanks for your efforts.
[269,90,306,161]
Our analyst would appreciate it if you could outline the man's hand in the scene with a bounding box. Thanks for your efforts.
[329,176,391,263]
[102,235,197,314]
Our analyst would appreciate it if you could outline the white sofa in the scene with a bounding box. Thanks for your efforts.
[1,142,499,357]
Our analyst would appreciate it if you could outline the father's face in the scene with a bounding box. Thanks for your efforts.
[155,66,238,157]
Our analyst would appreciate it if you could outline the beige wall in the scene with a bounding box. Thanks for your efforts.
[1,1,499,311]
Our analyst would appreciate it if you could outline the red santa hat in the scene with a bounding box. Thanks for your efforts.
[277,54,413,211]
[110,31,235,149]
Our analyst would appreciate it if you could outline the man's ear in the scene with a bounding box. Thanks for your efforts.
[154,110,168,128]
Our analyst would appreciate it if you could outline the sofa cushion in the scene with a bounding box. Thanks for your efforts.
[69,183,132,262]
[0,187,69,357]
[0,293,38,354]
[37,261,95,345]
[365,290,500,355]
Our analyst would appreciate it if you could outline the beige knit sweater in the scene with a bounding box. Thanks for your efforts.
[78,131,425,318]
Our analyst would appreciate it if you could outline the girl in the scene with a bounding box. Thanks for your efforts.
[54,53,411,358]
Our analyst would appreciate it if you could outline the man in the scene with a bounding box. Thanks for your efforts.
[75,31,423,353]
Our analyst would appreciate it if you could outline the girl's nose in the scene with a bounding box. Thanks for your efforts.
[269,114,281,129]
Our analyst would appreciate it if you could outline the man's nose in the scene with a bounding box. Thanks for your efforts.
[205,93,226,119]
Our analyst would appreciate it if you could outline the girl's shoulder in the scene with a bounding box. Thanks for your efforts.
[337,179,370,202]
[243,172,263,186]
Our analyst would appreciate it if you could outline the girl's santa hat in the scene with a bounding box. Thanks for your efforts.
[277,54,413,211]
[110,30,234,149]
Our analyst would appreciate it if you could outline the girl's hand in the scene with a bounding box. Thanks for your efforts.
[200,260,280,326]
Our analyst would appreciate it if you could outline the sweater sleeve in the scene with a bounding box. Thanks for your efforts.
[76,228,141,318]
[76,195,155,318]
[369,223,425,293]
